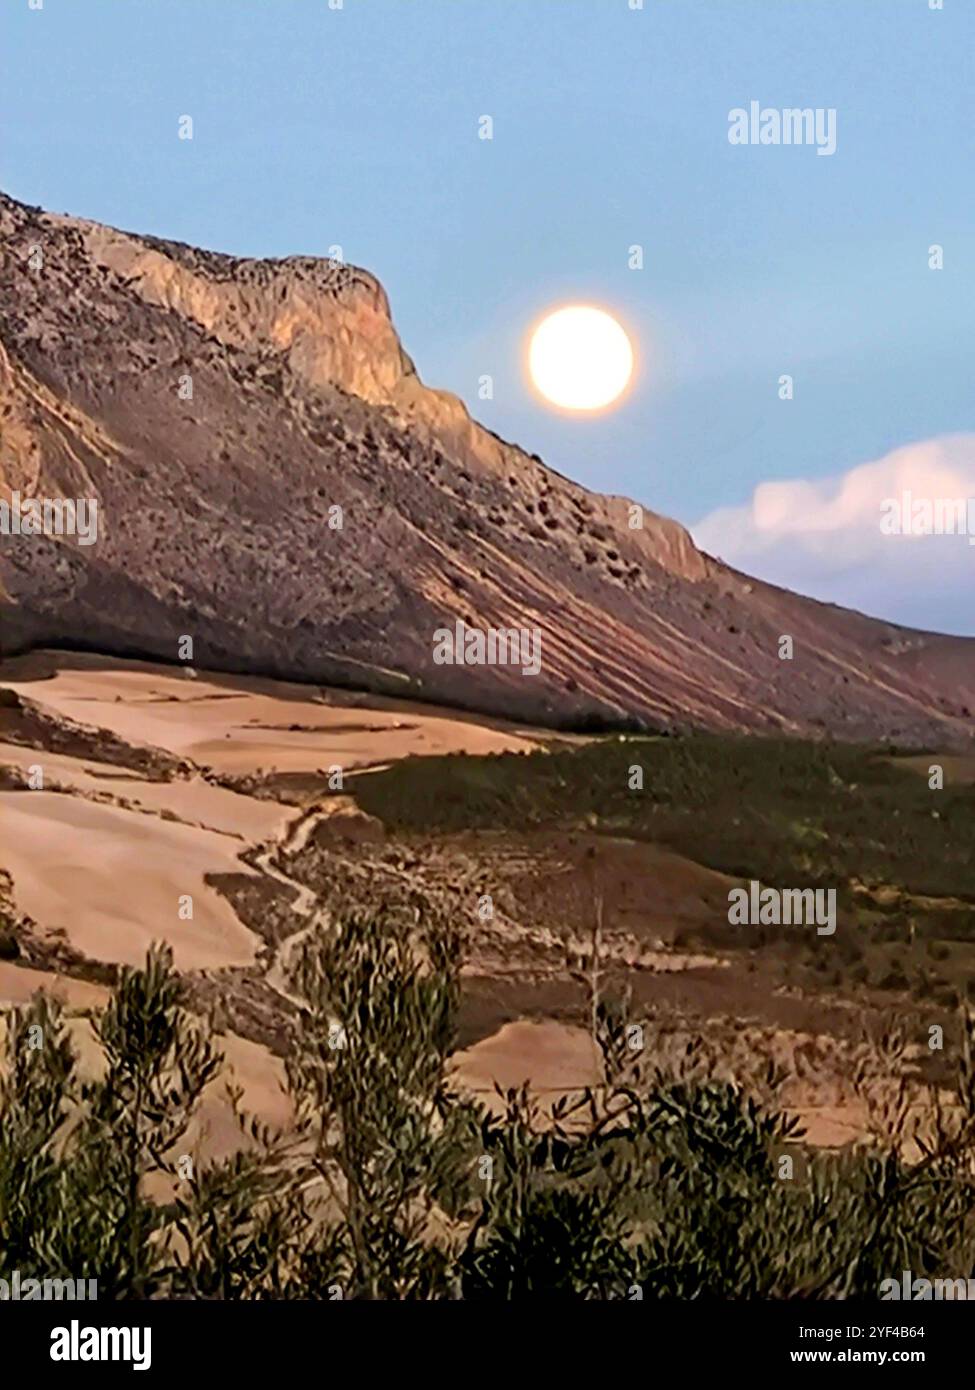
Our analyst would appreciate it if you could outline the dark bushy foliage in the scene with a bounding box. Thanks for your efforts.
[3,911,975,1299]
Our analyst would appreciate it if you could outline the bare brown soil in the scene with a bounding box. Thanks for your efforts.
[0,653,958,1155]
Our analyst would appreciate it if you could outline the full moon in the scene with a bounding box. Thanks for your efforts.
[528,305,634,411]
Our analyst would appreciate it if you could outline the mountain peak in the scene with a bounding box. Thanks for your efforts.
[0,196,972,744]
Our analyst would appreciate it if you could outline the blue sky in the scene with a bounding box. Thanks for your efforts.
[3,0,973,631]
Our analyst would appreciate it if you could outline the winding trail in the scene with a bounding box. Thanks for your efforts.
[256,802,338,1006]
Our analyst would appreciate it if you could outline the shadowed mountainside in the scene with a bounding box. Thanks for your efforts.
[0,190,972,745]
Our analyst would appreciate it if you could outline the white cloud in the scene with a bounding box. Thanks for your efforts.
[692,435,975,636]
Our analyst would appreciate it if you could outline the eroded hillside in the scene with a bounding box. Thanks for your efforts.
[1,191,973,744]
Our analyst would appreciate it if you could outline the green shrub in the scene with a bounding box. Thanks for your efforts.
[3,913,975,1300]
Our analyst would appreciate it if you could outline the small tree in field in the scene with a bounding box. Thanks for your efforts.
[0,945,221,1296]
[285,901,477,1299]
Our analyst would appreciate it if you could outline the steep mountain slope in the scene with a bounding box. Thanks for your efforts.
[0,190,972,744]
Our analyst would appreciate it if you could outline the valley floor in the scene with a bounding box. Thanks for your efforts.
[1,649,972,1158]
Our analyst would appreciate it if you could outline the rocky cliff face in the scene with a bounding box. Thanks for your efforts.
[1,190,972,744]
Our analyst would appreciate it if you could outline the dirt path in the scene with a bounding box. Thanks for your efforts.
[257,802,339,1005]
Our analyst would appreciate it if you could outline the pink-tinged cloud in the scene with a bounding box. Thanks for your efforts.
[692,436,975,636]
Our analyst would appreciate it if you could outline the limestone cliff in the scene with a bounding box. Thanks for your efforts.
[1,191,972,743]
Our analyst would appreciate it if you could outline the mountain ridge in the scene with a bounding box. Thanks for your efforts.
[1,190,972,746]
